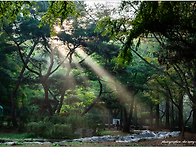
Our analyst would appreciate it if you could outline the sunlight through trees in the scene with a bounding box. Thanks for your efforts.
[0,1,195,141]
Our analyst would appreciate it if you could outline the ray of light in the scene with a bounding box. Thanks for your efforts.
[76,49,134,104]
[73,57,91,88]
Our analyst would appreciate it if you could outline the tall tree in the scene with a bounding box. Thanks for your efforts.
[95,1,196,134]
[3,7,50,126]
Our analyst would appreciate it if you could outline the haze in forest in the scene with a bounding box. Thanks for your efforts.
[0,1,195,141]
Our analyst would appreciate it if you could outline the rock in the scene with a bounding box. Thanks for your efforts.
[42,142,52,144]
[0,139,13,143]
[107,139,116,142]
[23,141,38,144]
[61,139,72,143]
[74,128,84,138]
[73,139,82,142]
[85,129,94,137]
[13,139,22,142]
[74,128,95,138]
[42,142,52,145]
[33,139,45,142]
[43,139,49,142]
[5,142,17,145]
[23,139,33,142]
[31,141,43,145]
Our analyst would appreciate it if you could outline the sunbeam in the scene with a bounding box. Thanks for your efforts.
[73,57,91,87]
[76,49,134,104]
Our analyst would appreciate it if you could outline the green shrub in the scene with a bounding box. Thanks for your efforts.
[18,112,30,132]
[6,115,12,127]
[50,114,66,124]
[66,115,89,130]
[27,121,53,138]
[26,114,103,139]
[51,124,78,139]
[27,121,78,139]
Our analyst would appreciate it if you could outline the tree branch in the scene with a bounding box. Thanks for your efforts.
[81,76,102,116]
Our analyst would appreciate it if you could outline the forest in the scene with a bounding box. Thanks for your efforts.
[0,1,196,141]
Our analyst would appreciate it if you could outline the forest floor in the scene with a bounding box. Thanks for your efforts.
[1,128,196,146]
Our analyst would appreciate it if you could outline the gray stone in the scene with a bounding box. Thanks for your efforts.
[12,139,20,142]
[24,138,33,142]
[23,141,37,144]
[5,142,17,145]
[42,142,52,144]
[73,139,82,142]
[33,139,45,142]
[85,129,94,137]
[43,139,49,142]
[31,141,43,145]
[62,139,72,143]
[53,142,66,146]
[107,139,116,142]
[0,139,13,143]
[74,128,95,138]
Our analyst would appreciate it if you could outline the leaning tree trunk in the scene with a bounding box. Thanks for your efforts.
[11,43,37,127]
[57,52,73,114]
[42,82,53,117]
[81,78,102,116]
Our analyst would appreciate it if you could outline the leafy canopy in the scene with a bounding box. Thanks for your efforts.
[95,1,196,65]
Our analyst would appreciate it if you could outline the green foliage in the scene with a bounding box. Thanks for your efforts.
[26,114,101,139]
[0,1,35,24]
[27,121,53,138]
[95,1,196,66]
[0,132,27,139]
[60,87,96,114]
[39,1,78,35]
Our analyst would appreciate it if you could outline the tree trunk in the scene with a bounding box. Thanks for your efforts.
[42,82,53,117]
[192,105,196,132]
[155,102,159,129]
[171,102,175,128]
[178,94,183,130]
[150,107,153,128]
[179,108,185,139]
[122,107,127,132]
[57,62,72,114]
[134,104,137,129]
[120,106,123,130]
[177,93,185,139]
[165,99,170,128]
[123,96,134,132]
[103,109,105,130]
[81,78,102,116]
[108,109,111,129]
[11,43,37,128]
